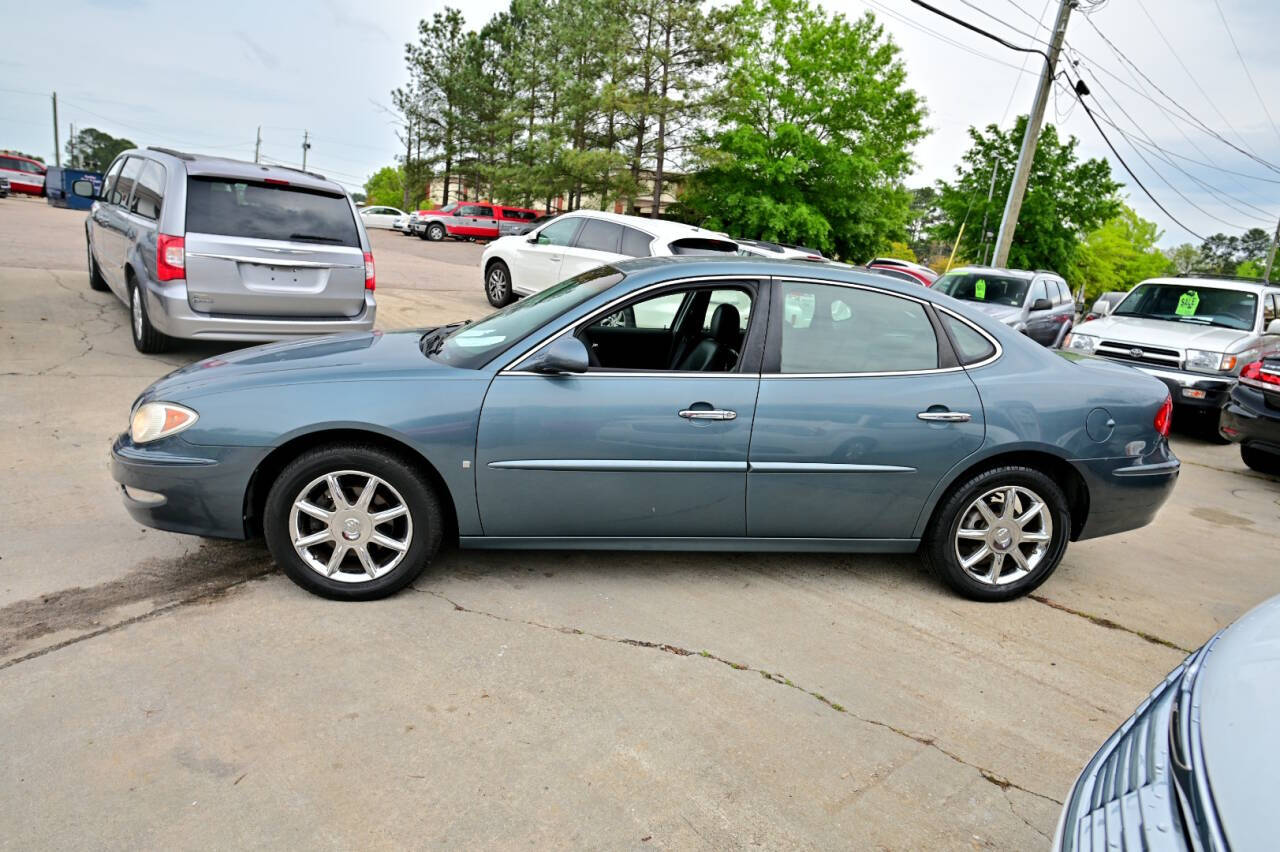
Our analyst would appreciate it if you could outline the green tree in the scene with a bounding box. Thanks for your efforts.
[677,0,926,260]
[933,118,1119,274]
[1067,204,1173,302]
[364,166,405,207]
[65,128,135,171]
[1165,243,1198,275]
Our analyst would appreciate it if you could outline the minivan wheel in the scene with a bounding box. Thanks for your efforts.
[87,238,108,292]
[485,261,514,307]
[426,222,446,241]
[921,466,1070,602]
[129,280,171,354]
[263,444,443,601]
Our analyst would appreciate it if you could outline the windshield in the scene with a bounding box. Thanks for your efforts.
[933,273,1029,307]
[1113,283,1257,330]
[427,266,625,369]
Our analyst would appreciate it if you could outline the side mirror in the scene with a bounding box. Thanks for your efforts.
[528,235,542,245]
[1267,318,1280,334]
[522,336,589,375]
[72,179,96,199]
[1031,298,1053,312]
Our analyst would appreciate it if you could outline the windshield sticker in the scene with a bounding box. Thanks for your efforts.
[1175,290,1200,316]
[974,278,987,300]
[453,329,507,348]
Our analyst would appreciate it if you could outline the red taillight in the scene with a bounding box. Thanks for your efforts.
[1240,360,1280,388]
[363,251,375,291]
[1154,394,1173,438]
[264,178,290,186]
[156,234,184,281]
[1084,313,1098,322]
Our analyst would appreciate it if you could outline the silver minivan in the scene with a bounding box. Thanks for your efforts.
[77,147,376,353]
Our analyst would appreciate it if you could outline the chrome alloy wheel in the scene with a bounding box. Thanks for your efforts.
[131,288,144,340]
[289,470,413,583]
[953,485,1053,586]
[486,265,509,302]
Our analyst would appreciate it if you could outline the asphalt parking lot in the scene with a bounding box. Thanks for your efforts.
[3,196,1278,849]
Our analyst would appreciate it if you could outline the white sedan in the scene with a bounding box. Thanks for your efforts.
[358,206,407,230]
[479,210,738,307]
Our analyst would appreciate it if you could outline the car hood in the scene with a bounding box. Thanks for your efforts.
[1074,315,1248,350]
[962,302,1022,323]
[139,328,461,403]
[1198,593,1280,850]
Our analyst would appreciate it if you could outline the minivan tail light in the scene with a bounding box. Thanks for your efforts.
[1154,394,1173,438]
[156,234,185,281]
[363,252,375,291]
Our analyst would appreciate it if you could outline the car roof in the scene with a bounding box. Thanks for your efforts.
[1141,276,1272,292]
[944,265,1042,280]
[550,209,731,241]
[131,147,345,195]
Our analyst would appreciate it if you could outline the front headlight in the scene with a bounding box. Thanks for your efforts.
[130,402,198,444]
[1185,349,1236,373]
[1063,333,1098,353]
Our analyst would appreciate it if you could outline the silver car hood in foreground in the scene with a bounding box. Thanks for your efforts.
[1074,315,1248,351]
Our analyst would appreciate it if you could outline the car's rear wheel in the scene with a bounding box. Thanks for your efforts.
[263,444,443,601]
[1241,445,1280,476]
[129,279,171,353]
[426,222,446,242]
[485,261,514,307]
[921,466,1070,601]
[87,237,108,292]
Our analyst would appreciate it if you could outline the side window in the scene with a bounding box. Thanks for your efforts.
[575,220,622,253]
[457,205,478,216]
[595,292,687,330]
[704,289,752,331]
[0,156,17,170]
[129,161,165,220]
[476,205,494,217]
[112,157,142,207]
[1029,279,1049,308]
[100,158,126,201]
[942,314,997,365]
[620,226,653,258]
[1052,281,1068,305]
[779,282,938,374]
[536,216,581,247]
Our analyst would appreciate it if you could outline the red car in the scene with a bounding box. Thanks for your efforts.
[0,153,47,196]
[416,202,540,241]
[866,257,938,287]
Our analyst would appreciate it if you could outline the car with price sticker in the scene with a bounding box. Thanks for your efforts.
[932,266,1076,348]
[1064,276,1280,430]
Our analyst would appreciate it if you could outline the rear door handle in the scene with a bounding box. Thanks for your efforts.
[680,409,737,421]
[917,411,971,422]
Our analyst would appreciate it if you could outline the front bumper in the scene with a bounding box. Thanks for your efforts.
[111,433,266,539]
[142,280,376,342]
[1219,382,1280,452]
[1103,361,1236,409]
[1072,443,1180,541]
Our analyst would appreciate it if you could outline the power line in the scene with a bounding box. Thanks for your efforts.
[906,0,1051,62]
[954,0,1050,47]
[857,0,1042,77]
[1209,0,1280,150]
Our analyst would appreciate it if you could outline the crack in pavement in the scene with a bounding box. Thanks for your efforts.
[1029,595,1191,654]
[1001,785,1051,842]
[412,585,1064,808]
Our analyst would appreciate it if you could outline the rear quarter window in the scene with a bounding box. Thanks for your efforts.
[185,178,360,247]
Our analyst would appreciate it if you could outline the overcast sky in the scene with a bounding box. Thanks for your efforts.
[3,0,1277,247]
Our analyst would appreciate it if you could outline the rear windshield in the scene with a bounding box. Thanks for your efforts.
[185,178,359,247]
[934,273,1029,307]
[669,237,738,256]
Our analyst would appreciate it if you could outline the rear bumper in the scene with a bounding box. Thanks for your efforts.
[1072,444,1180,541]
[1219,383,1280,451]
[110,433,263,540]
[1107,361,1235,409]
[143,279,376,342]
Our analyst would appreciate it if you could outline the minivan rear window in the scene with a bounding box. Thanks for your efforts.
[185,178,360,247]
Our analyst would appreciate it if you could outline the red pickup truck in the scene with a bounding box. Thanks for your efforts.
[413,202,540,241]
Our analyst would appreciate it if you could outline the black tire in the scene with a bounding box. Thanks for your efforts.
[425,222,446,242]
[1241,445,1280,476]
[485,261,514,308]
[920,465,1071,602]
[87,236,108,292]
[263,444,444,601]
[129,278,171,354]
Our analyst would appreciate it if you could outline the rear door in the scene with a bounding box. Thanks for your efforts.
[559,218,626,281]
[183,177,366,317]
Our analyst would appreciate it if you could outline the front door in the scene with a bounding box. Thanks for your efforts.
[747,278,985,540]
[511,216,583,294]
[474,279,766,538]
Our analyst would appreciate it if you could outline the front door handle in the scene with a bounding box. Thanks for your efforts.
[549,255,562,262]
[680,408,737,421]
[917,411,971,422]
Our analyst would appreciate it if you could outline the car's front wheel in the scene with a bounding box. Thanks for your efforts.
[1241,445,1280,476]
[425,222,446,241]
[263,444,444,601]
[485,261,514,307]
[87,237,108,292]
[921,466,1070,601]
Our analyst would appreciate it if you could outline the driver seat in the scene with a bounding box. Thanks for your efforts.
[673,303,741,371]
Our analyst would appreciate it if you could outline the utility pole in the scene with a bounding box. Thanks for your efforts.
[301,130,311,171]
[69,122,76,169]
[52,91,61,167]
[979,158,1002,266]
[991,0,1075,267]
[254,126,262,164]
[1264,215,1280,283]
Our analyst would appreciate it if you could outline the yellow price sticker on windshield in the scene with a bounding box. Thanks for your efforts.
[1176,290,1199,316]
[974,278,987,299]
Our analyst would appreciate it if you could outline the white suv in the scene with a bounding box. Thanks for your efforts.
[479,210,738,307]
